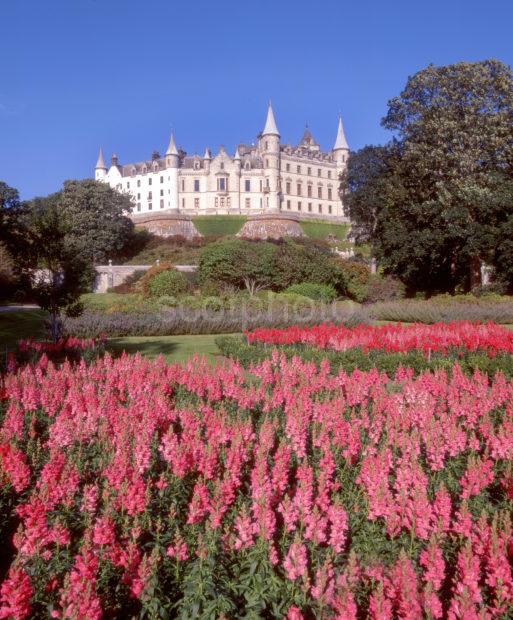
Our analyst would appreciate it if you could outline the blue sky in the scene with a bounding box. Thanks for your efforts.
[2,0,513,199]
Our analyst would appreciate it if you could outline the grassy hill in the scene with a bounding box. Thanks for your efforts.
[192,215,247,236]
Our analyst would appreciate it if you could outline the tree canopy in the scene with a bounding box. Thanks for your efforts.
[344,59,513,293]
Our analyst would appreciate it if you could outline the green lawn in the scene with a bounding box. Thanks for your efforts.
[192,215,247,236]
[0,309,48,350]
[299,220,350,241]
[0,309,231,364]
[108,334,235,364]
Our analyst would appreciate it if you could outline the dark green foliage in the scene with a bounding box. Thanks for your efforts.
[148,269,190,298]
[56,179,134,264]
[344,60,513,294]
[285,282,337,302]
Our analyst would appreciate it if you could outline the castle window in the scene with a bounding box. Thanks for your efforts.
[317,169,321,177]
[182,198,185,208]
[342,154,345,163]
[297,183,302,196]
[215,197,218,207]
[220,162,224,170]
[327,171,332,179]
[137,180,141,187]
[149,178,152,185]
[137,193,141,200]
[194,179,200,192]
[194,161,200,170]
[298,201,302,211]
[328,188,333,200]
[160,189,164,196]
[287,200,291,210]
[318,204,322,213]
[265,141,268,150]
[260,198,262,207]
[308,202,312,212]
[307,167,311,176]
[194,197,199,208]
[259,180,263,192]
[148,203,152,210]
[266,178,270,189]
[286,163,290,172]
[297,165,301,174]
[266,159,269,167]
[328,205,332,214]
[137,203,141,211]
[245,162,250,171]
[266,197,269,207]
[220,197,225,207]
[227,197,231,207]
[245,197,250,208]
[245,179,251,192]
[148,191,152,199]
[218,177,226,191]
[286,182,291,193]
[160,176,164,183]
[181,180,185,191]
[318,186,322,199]
[160,199,164,208]
[307,185,312,198]
[127,182,130,189]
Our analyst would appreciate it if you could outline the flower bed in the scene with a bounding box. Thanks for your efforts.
[246,321,513,356]
[1,353,512,617]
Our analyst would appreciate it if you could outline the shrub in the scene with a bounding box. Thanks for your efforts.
[203,296,223,311]
[157,295,179,308]
[285,282,337,302]
[198,239,276,294]
[331,258,371,301]
[364,274,405,303]
[147,269,190,298]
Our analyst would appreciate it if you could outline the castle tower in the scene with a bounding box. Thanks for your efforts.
[203,147,211,174]
[165,130,180,211]
[332,114,349,174]
[260,101,280,212]
[233,146,241,211]
[95,147,107,180]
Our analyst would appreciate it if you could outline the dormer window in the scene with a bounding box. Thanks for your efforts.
[142,166,147,175]
[220,162,225,170]
[131,167,136,177]
[194,160,200,170]
[245,162,250,171]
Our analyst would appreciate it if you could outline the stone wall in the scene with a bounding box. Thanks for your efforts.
[93,263,196,293]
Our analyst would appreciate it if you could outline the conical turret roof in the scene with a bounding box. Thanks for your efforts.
[203,147,212,160]
[333,115,349,150]
[262,101,280,136]
[95,147,107,169]
[166,130,178,156]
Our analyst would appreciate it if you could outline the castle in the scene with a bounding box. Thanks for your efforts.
[94,103,350,224]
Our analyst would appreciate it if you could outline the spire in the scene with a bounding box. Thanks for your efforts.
[262,101,280,136]
[203,147,211,160]
[333,115,349,151]
[165,130,178,156]
[95,147,107,170]
[233,145,241,160]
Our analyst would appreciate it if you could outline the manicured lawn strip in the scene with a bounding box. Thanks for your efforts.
[192,215,247,236]
[0,309,48,350]
[299,220,349,240]
[107,333,238,364]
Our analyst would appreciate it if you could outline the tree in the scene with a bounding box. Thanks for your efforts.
[12,198,94,339]
[56,179,134,264]
[198,239,276,295]
[341,144,403,244]
[346,60,513,293]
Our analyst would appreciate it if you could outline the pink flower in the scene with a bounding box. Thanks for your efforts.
[0,567,32,620]
[283,541,308,581]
